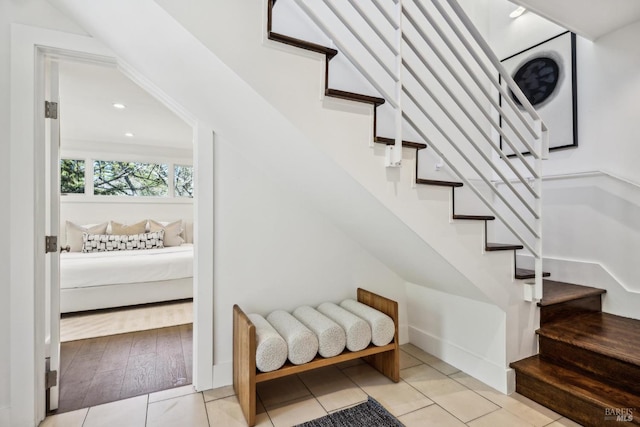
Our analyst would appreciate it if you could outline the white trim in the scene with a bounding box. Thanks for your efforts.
[10,24,213,425]
[11,24,115,427]
[0,406,9,427]
[408,325,514,394]
[494,169,640,190]
[192,124,214,390]
[517,253,640,296]
[61,195,193,204]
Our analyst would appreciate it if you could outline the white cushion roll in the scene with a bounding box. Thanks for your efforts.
[247,313,288,373]
[340,299,395,346]
[292,306,346,358]
[266,310,318,365]
[317,302,371,351]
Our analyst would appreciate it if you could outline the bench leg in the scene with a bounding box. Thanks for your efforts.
[234,305,257,426]
[364,344,399,382]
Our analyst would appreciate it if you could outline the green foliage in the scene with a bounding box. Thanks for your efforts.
[93,160,168,196]
[174,165,194,197]
[60,159,85,194]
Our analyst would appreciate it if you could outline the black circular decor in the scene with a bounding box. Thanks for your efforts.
[510,57,560,108]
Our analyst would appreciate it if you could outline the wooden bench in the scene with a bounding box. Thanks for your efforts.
[232,288,400,426]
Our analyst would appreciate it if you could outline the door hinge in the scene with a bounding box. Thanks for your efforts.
[45,101,58,119]
[45,236,58,253]
[45,358,58,389]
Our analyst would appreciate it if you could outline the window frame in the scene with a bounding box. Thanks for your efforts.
[59,155,193,202]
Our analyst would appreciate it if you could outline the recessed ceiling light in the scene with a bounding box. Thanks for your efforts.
[124,132,134,137]
[509,6,526,18]
[112,103,126,109]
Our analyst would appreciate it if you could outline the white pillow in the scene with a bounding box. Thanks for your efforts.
[148,219,184,247]
[109,220,147,236]
[65,221,109,252]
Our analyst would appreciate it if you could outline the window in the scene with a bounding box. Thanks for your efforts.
[174,165,194,198]
[93,160,168,196]
[60,159,85,194]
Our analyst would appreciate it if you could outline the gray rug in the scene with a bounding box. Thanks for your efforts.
[295,397,405,427]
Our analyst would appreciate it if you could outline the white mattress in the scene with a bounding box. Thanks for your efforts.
[60,244,193,289]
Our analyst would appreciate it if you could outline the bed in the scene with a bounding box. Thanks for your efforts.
[59,220,194,313]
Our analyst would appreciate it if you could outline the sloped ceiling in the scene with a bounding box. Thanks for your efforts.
[510,0,640,40]
[59,61,192,152]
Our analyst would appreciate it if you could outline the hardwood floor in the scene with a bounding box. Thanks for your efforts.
[56,324,192,414]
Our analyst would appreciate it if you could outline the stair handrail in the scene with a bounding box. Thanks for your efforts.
[293,0,547,299]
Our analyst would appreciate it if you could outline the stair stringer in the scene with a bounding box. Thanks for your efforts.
[50,0,539,391]
[153,0,531,310]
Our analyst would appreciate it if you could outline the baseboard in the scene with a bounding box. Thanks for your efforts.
[517,254,640,320]
[211,361,233,389]
[408,325,514,394]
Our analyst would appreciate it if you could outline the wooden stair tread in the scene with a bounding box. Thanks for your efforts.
[515,268,551,280]
[415,179,463,187]
[325,89,385,105]
[539,279,607,307]
[537,311,640,367]
[452,214,495,221]
[511,355,640,409]
[485,242,524,251]
[268,32,338,58]
[374,136,426,150]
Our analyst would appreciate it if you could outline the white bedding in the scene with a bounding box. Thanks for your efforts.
[60,244,193,290]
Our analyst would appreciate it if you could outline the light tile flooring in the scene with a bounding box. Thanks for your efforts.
[42,344,584,427]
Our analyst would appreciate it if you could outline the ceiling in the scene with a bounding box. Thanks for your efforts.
[59,60,193,152]
[510,0,640,40]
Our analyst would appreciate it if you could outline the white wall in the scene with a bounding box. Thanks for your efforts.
[212,138,408,385]
[405,283,511,393]
[489,0,640,184]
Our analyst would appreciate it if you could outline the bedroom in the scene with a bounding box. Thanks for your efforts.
[50,58,196,413]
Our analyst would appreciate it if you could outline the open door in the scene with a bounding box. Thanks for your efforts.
[44,56,62,412]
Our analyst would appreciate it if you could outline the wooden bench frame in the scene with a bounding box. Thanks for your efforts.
[233,288,400,426]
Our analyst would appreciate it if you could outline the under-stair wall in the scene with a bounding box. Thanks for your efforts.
[154,0,533,308]
[151,0,543,392]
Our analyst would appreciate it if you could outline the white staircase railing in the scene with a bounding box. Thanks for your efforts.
[293,0,548,299]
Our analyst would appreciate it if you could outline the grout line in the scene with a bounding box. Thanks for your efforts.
[143,394,149,427]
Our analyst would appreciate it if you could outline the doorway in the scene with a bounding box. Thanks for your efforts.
[9,25,214,426]
[47,56,196,414]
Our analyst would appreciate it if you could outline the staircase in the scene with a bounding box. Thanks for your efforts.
[511,280,640,426]
[267,2,640,424]
[267,0,542,287]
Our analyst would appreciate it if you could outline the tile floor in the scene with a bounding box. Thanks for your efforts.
[42,344,583,427]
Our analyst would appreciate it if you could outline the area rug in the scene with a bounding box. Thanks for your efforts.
[60,300,193,342]
[296,397,405,427]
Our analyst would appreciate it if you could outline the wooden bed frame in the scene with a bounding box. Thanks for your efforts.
[232,288,399,426]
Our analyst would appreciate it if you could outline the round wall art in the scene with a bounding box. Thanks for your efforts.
[499,31,577,156]
[511,55,560,108]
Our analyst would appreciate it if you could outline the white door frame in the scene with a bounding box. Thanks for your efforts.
[10,24,214,426]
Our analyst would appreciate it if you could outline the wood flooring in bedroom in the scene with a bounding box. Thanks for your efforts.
[56,324,193,414]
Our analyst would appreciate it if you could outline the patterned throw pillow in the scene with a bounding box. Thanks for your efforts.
[82,230,165,252]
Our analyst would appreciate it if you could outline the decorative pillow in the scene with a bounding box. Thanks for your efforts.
[109,220,147,235]
[148,219,184,247]
[82,230,164,252]
[65,221,109,252]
